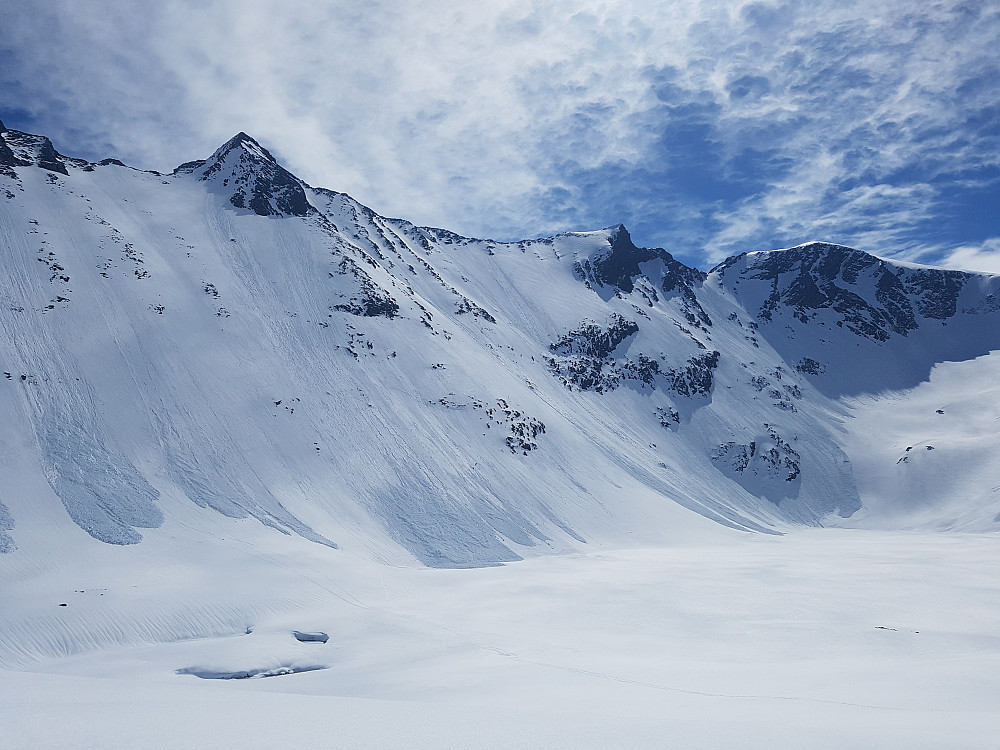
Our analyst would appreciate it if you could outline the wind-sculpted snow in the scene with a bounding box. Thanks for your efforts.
[372,480,543,568]
[1,124,998,567]
[291,630,328,643]
[36,421,163,545]
[8,361,162,545]
[3,126,1000,750]
[4,533,1000,747]
[160,429,336,548]
[0,500,15,552]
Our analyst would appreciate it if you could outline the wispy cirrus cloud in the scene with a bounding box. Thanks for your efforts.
[1,0,998,270]
[937,238,1000,275]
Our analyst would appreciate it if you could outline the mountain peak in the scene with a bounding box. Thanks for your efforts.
[712,237,994,356]
[712,241,874,277]
[774,241,875,266]
[605,224,638,256]
[210,131,277,165]
[568,224,710,325]
[173,131,277,176]
[785,241,857,253]
[606,222,630,240]
[0,126,71,175]
[174,131,312,217]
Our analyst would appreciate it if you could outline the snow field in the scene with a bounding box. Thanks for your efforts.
[2,528,998,748]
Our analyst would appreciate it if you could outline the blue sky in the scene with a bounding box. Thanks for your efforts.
[2,0,998,271]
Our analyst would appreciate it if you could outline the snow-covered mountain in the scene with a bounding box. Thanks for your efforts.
[2,121,999,568]
[4,122,1000,750]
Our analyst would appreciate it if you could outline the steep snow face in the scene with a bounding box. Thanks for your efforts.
[0,127,998,569]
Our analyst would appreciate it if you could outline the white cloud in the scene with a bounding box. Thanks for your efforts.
[2,0,998,266]
[936,239,1000,275]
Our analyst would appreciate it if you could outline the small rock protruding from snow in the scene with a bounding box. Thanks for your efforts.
[292,630,329,643]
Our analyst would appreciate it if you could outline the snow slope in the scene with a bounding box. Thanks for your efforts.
[838,351,1000,529]
[2,124,1000,567]
[2,123,999,748]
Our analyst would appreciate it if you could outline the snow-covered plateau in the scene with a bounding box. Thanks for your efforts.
[1,123,998,747]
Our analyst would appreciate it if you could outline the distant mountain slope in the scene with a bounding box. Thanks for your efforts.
[710,243,1000,395]
[2,124,998,566]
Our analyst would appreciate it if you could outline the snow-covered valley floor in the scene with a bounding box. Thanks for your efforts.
[2,528,997,748]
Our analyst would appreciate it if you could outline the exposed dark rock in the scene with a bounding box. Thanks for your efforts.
[713,243,976,343]
[794,357,825,375]
[546,353,614,392]
[292,630,329,643]
[656,406,680,429]
[0,136,27,178]
[550,314,639,359]
[619,353,662,387]
[177,665,326,679]
[174,159,205,172]
[34,137,69,175]
[329,257,399,319]
[418,226,484,244]
[456,297,496,323]
[712,425,801,503]
[0,499,15,553]
[505,414,546,453]
[904,267,973,319]
[176,132,313,217]
[586,225,664,293]
[574,225,712,327]
[0,128,36,178]
[665,351,720,398]
[547,314,641,392]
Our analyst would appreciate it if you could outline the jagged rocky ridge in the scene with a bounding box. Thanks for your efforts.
[2,124,1000,565]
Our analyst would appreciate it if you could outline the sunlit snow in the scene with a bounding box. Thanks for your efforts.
[1,126,998,748]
